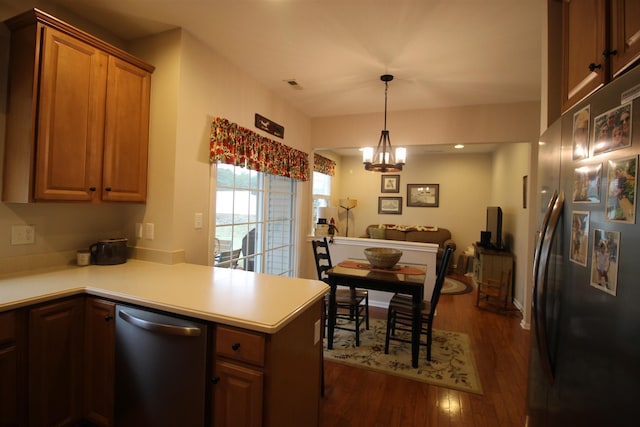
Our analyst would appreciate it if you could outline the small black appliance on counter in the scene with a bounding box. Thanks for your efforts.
[90,238,128,265]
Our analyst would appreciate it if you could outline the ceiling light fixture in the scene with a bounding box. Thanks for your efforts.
[362,74,406,172]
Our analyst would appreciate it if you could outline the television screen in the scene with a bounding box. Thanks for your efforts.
[486,206,503,249]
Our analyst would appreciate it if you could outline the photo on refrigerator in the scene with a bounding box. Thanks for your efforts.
[592,103,632,156]
[572,163,601,203]
[605,156,637,223]
[590,229,620,296]
[570,211,589,266]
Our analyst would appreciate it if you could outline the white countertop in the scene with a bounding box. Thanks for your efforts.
[0,260,328,333]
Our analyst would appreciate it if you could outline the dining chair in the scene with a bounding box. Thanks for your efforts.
[476,268,512,309]
[311,237,369,345]
[214,248,242,268]
[384,246,454,362]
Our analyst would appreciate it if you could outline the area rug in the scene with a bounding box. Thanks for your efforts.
[324,319,483,394]
[442,276,473,295]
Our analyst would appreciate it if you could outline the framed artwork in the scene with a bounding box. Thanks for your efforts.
[378,197,403,214]
[570,211,590,267]
[590,229,620,296]
[572,163,602,203]
[407,184,439,207]
[572,105,590,160]
[592,103,632,156]
[605,156,637,223]
[381,175,400,193]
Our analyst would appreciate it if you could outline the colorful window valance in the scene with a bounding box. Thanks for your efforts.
[313,153,336,176]
[210,117,309,181]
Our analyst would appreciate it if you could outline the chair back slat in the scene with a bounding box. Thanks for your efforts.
[312,237,333,282]
[428,246,454,316]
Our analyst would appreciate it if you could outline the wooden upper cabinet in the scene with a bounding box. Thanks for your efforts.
[102,57,151,202]
[559,0,640,113]
[35,27,108,201]
[610,0,640,77]
[561,0,608,113]
[2,9,154,203]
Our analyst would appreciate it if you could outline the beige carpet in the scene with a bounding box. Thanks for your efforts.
[324,318,483,395]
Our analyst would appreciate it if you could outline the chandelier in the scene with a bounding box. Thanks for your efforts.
[362,74,406,172]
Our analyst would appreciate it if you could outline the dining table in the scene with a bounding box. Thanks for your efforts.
[326,259,427,368]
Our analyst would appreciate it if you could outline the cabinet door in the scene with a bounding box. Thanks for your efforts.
[0,310,26,426]
[102,56,151,202]
[29,298,84,427]
[84,298,115,427]
[561,0,608,112]
[611,0,640,77]
[35,26,108,201]
[213,360,263,427]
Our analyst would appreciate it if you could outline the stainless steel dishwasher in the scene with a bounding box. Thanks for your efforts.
[115,304,208,427]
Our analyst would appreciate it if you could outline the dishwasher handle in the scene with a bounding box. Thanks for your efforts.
[118,309,202,337]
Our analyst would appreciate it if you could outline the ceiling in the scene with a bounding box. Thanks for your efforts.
[8,0,543,120]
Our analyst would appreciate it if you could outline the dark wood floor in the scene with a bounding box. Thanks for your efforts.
[319,274,531,427]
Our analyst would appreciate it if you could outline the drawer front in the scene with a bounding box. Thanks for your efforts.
[0,311,16,345]
[216,326,265,367]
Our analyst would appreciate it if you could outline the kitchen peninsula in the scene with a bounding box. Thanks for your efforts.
[0,260,327,426]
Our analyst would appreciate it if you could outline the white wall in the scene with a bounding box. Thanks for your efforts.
[488,143,532,310]
[335,152,494,251]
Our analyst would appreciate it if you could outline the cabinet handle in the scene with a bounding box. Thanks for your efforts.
[231,342,241,351]
[105,187,112,192]
[89,187,96,192]
[211,376,220,384]
[105,314,114,321]
[588,63,602,72]
[602,49,618,58]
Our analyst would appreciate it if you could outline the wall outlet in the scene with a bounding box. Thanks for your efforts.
[313,319,321,344]
[11,225,35,245]
[144,223,154,240]
[194,213,203,229]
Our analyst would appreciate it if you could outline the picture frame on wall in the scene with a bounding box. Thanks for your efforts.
[378,197,403,214]
[381,175,400,193]
[407,184,439,207]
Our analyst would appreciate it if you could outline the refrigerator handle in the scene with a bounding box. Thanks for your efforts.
[533,190,564,384]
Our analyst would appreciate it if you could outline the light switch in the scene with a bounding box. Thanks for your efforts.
[194,213,203,229]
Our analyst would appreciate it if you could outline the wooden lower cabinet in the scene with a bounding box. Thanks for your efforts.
[28,297,84,427]
[213,360,264,427]
[84,298,116,427]
[2,294,322,426]
[211,299,323,427]
[0,309,26,426]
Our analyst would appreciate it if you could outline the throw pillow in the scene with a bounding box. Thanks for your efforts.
[368,227,386,239]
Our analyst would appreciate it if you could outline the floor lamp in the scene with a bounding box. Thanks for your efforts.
[339,198,358,237]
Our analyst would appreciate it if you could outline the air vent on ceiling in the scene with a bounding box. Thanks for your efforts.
[284,79,304,90]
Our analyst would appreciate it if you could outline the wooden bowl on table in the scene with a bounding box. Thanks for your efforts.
[364,247,403,269]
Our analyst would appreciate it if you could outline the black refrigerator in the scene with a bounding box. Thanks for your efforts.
[528,64,640,426]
